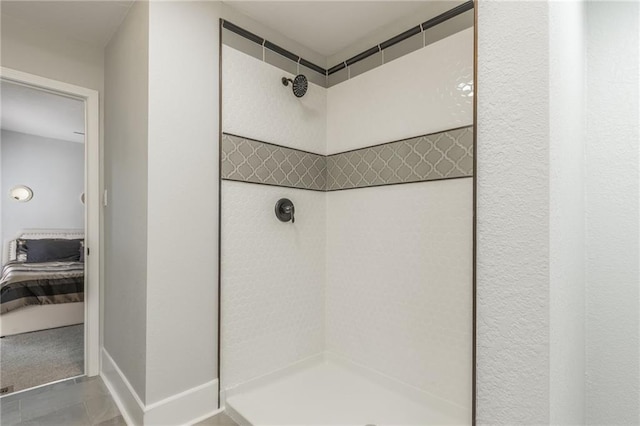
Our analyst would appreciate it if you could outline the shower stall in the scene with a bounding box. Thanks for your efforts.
[218,3,475,425]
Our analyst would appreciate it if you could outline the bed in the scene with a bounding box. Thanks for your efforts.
[0,230,85,337]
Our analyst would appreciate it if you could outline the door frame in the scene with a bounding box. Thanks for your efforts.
[1,66,101,377]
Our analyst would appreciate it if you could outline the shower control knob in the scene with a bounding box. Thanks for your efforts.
[275,198,295,223]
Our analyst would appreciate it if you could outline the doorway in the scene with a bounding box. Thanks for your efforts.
[0,68,100,396]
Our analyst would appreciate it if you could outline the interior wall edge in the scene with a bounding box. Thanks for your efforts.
[145,0,220,405]
[548,1,586,424]
[100,348,145,426]
[584,2,640,424]
[103,0,149,402]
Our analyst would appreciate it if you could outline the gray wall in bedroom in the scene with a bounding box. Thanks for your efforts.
[1,129,85,260]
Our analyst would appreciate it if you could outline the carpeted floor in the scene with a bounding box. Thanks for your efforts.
[0,324,84,394]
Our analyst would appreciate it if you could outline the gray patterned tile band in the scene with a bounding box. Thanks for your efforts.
[222,134,327,191]
[221,127,473,191]
[327,126,473,190]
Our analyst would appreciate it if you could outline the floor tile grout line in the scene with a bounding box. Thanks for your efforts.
[83,399,92,425]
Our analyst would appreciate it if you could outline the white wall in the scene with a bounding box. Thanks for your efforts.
[221,182,326,389]
[221,44,327,391]
[585,3,640,424]
[476,2,551,424]
[223,46,326,155]
[549,2,586,424]
[103,0,149,404]
[0,13,104,93]
[326,181,472,408]
[1,130,84,250]
[325,29,473,412]
[327,28,473,154]
[104,2,222,422]
[146,0,220,408]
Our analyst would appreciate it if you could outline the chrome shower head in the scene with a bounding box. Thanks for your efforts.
[282,74,308,98]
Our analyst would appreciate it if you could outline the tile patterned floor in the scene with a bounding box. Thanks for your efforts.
[0,375,238,426]
[0,376,123,426]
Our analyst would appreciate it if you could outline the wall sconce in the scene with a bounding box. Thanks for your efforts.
[9,185,33,202]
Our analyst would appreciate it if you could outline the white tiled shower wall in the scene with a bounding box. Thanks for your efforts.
[222,46,327,154]
[325,181,473,407]
[327,28,474,154]
[221,45,327,390]
[326,27,473,409]
[221,27,473,410]
[221,181,326,388]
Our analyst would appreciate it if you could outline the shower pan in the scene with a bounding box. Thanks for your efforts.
[218,2,475,425]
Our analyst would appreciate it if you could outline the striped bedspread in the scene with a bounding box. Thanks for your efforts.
[0,261,84,314]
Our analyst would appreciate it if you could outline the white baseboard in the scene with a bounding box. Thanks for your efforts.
[101,348,145,426]
[145,378,219,426]
[101,348,220,426]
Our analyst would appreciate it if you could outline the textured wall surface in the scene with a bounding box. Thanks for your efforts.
[585,3,640,424]
[326,28,473,154]
[326,179,472,409]
[1,130,85,252]
[104,0,149,401]
[549,2,586,424]
[221,44,327,391]
[221,182,326,389]
[476,2,551,424]
[222,45,327,155]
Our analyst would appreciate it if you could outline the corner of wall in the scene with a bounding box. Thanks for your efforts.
[101,348,145,426]
[145,0,220,411]
[103,0,149,404]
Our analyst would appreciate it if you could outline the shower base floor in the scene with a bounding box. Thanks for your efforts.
[225,355,469,426]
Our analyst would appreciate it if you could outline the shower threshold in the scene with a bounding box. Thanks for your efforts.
[224,354,469,426]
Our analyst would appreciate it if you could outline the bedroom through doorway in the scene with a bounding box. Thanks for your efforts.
[0,80,88,396]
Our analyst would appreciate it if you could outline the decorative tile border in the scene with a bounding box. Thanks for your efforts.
[221,134,326,191]
[222,127,473,192]
[326,127,473,190]
[221,1,474,88]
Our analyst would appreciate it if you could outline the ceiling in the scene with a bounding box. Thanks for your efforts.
[224,1,463,61]
[1,1,133,47]
[1,81,85,143]
[2,1,462,60]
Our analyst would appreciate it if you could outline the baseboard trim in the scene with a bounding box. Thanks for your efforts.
[101,348,145,426]
[185,408,225,426]
[145,378,219,426]
[101,348,220,426]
